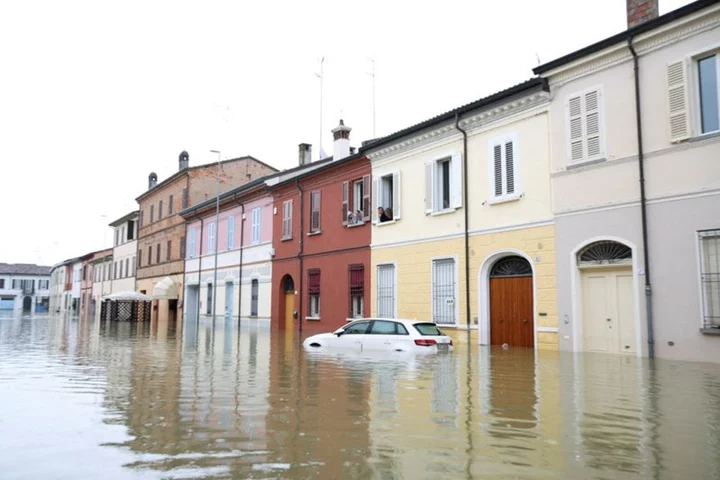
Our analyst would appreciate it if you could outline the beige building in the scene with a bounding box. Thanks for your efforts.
[533,0,720,361]
[109,211,138,294]
[364,78,558,350]
[135,151,277,322]
[91,250,113,313]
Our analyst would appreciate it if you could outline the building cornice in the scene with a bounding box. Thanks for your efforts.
[545,6,720,86]
[367,91,549,162]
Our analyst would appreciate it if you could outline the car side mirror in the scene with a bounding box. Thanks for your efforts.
[333,328,344,336]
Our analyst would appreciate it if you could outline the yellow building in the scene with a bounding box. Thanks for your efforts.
[364,79,558,350]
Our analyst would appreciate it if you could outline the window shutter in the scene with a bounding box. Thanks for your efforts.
[584,90,602,158]
[667,60,690,142]
[424,162,433,213]
[567,95,584,162]
[342,181,349,224]
[181,188,189,209]
[372,177,379,223]
[505,141,515,194]
[450,152,462,209]
[310,191,321,232]
[392,171,401,219]
[362,175,371,220]
[492,143,503,197]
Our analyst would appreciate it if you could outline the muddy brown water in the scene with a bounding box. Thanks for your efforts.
[1,312,719,479]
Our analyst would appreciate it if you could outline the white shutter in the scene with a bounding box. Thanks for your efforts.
[227,216,235,249]
[372,177,379,223]
[424,161,433,213]
[450,152,462,209]
[584,89,602,158]
[667,60,690,142]
[392,171,401,219]
[567,95,584,162]
[492,143,503,197]
[505,140,515,194]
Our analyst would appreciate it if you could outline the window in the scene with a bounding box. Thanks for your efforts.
[369,320,408,335]
[118,261,123,279]
[227,216,235,250]
[432,257,457,325]
[0,279,4,289]
[138,250,142,268]
[424,154,461,213]
[181,188,189,209]
[308,269,320,317]
[489,135,519,203]
[121,226,126,243]
[208,223,216,254]
[349,264,364,318]
[188,228,196,258]
[180,236,186,259]
[309,191,321,233]
[282,200,293,240]
[566,87,604,163]
[130,257,135,276]
[127,220,135,240]
[699,229,720,330]
[252,208,261,244]
[148,246,152,265]
[698,54,719,134]
[150,204,154,223]
[114,262,118,279]
[115,229,120,246]
[168,195,174,214]
[159,200,163,220]
[156,243,161,264]
[139,210,144,228]
[375,172,401,222]
[377,264,396,318]
[343,175,372,225]
[251,279,259,317]
[166,240,172,262]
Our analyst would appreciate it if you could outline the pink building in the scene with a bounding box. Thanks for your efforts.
[181,178,275,321]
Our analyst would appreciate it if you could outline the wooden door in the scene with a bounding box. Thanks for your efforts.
[489,276,534,348]
[284,292,295,330]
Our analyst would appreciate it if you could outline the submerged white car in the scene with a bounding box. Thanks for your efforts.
[302,318,454,353]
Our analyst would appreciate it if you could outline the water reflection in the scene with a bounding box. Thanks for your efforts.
[1,313,720,479]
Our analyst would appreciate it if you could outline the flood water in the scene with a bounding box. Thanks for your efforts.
[1,313,719,479]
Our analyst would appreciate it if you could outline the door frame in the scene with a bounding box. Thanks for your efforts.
[478,249,536,348]
[430,254,460,327]
[570,236,643,357]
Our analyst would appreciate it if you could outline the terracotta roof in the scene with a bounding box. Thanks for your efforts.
[0,263,52,276]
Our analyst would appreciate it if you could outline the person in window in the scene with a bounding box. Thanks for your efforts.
[347,211,355,224]
[355,209,364,223]
[377,207,390,223]
[385,207,393,221]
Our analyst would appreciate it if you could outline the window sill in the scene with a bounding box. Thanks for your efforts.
[374,219,398,227]
[346,221,367,228]
[281,236,293,242]
[429,208,458,217]
[488,193,522,206]
[689,130,720,143]
[307,231,322,236]
[700,327,720,335]
[566,157,607,170]
[306,316,321,321]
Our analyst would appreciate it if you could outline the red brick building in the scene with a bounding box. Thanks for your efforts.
[271,120,371,333]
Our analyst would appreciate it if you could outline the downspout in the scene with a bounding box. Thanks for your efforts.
[296,179,305,334]
[455,112,471,343]
[629,36,654,358]
[196,217,205,325]
[233,192,245,329]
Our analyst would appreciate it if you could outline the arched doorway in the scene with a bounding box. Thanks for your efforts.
[577,240,636,354]
[489,256,534,348]
[280,275,295,330]
[23,296,32,312]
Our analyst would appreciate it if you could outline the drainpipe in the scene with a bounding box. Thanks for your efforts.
[296,179,304,334]
[629,37,655,358]
[233,192,245,329]
[196,217,205,325]
[455,112,471,342]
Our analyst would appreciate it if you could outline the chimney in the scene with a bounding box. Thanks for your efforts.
[298,143,312,166]
[148,172,158,189]
[331,119,351,161]
[627,0,658,29]
[179,150,189,170]
[350,146,356,155]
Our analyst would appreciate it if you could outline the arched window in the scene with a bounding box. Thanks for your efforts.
[283,276,295,293]
[577,241,632,265]
[490,256,532,278]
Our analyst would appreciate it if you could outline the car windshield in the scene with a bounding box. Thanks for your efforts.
[413,323,444,336]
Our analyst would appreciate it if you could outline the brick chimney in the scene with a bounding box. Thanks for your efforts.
[331,119,351,161]
[627,0,658,29]
[298,143,312,166]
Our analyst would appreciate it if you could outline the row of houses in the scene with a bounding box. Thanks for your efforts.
[0,263,51,312]
[49,0,719,362]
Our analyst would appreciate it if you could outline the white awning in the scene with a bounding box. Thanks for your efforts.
[152,277,178,300]
[102,291,152,302]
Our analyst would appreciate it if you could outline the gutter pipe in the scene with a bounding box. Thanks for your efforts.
[233,192,246,330]
[455,112,472,343]
[629,36,655,358]
[296,179,305,334]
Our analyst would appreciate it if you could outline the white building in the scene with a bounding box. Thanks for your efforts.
[109,211,138,294]
[92,250,114,311]
[0,263,51,313]
[49,257,83,313]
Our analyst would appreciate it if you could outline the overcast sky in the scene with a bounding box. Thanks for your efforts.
[0,0,691,266]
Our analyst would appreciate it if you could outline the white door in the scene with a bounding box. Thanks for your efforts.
[582,267,636,354]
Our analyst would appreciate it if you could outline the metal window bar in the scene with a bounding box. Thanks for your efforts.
[700,230,720,329]
[432,258,456,325]
[377,264,395,318]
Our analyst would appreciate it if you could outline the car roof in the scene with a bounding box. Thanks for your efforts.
[350,318,434,326]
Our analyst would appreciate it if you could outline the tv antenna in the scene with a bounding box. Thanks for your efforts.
[315,56,325,159]
[367,57,376,138]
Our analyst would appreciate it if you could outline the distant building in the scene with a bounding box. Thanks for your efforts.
[109,211,138,294]
[0,263,51,313]
[91,250,113,311]
[49,257,83,313]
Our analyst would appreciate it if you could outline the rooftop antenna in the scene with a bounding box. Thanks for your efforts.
[315,56,325,160]
[367,57,376,138]
[535,52,541,65]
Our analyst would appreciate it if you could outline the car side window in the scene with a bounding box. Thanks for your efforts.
[369,320,396,334]
[344,321,370,335]
[396,323,409,335]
